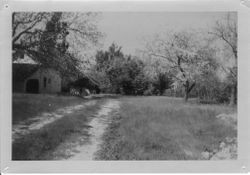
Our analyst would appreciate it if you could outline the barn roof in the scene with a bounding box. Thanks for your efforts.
[12,63,40,82]
[70,76,98,88]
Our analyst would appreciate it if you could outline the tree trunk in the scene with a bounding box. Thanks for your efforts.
[184,89,189,102]
[229,83,237,106]
[183,81,196,102]
[184,81,189,102]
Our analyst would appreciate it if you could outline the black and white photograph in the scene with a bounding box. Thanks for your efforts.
[10,11,238,161]
[1,0,250,173]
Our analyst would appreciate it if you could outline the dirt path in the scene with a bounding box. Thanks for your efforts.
[60,99,120,160]
[12,100,97,141]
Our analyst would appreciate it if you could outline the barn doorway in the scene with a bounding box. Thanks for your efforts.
[26,79,39,93]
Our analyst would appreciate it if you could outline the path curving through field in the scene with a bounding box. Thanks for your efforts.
[67,99,120,160]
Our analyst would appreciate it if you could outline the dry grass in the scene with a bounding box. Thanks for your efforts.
[12,94,237,160]
[12,93,104,160]
[12,93,87,124]
[97,96,237,160]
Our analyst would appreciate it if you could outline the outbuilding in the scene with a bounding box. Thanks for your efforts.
[13,63,62,94]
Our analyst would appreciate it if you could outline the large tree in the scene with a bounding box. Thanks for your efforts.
[12,12,103,77]
[94,43,147,95]
[37,12,79,76]
[145,31,212,101]
[210,12,237,105]
[12,12,50,59]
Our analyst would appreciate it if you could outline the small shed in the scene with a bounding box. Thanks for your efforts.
[68,76,100,94]
[13,63,62,94]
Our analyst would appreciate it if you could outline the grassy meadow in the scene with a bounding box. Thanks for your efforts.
[12,93,86,124]
[12,94,237,160]
[97,96,237,160]
[12,94,104,160]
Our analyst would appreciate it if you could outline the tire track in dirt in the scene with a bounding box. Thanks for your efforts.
[12,100,97,141]
[64,99,120,160]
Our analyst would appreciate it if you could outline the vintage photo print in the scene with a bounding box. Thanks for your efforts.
[1,0,249,173]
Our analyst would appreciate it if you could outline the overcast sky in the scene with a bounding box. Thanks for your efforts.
[98,12,227,55]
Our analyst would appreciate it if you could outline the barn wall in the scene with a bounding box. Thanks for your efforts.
[25,68,61,93]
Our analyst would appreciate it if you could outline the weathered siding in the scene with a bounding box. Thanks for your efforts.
[24,68,61,93]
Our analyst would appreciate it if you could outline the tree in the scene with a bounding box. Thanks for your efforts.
[12,12,103,77]
[37,12,80,76]
[94,43,124,93]
[195,48,222,102]
[145,31,208,101]
[210,12,237,105]
[142,54,173,95]
[95,43,147,95]
[154,72,172,95]
[12,12,50,59]
[95,43,124,71]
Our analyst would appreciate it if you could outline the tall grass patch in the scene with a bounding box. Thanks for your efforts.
[97,96,236,160]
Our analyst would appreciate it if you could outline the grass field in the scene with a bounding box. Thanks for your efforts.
[97,96,237,160]
[12,93,104,160]
[12,94,237,160]
[12,93,87,124]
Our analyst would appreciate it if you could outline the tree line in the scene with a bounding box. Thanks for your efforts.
[89,43,172,96]
[92,13,237,105]
[12,12,237,105]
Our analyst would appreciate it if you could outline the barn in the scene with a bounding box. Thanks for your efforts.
[13,63,62,94]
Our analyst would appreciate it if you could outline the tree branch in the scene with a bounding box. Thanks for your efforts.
[209,31,237,59]
[12,13,45,45]
[177,55,186,78]
[188,82,196,93]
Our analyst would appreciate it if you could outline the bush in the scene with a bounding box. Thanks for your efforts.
[143,89,153,96]
[214,86,231,104]
[143,84,156,96]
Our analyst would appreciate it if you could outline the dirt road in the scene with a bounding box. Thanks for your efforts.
[50,99,120,160]
[12,100,97,141]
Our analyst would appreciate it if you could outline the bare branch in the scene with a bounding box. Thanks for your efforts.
[12,13,46,45]
[209,31,237,59]
[177,55,186,79]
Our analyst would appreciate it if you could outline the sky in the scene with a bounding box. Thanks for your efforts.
[97,12,227,55]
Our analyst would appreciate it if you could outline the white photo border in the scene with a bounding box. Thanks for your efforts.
[0,0,249,173]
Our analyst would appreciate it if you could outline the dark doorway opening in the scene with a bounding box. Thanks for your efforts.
[26,79,39,93]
